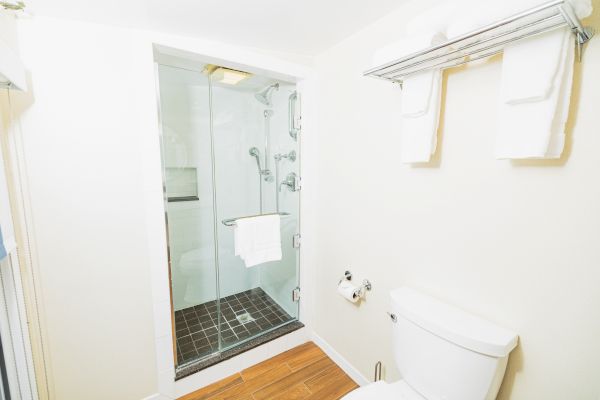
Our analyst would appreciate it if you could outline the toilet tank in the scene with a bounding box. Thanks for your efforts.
[390,288,518,400]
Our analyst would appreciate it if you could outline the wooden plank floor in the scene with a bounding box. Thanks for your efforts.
[179,342,358,400]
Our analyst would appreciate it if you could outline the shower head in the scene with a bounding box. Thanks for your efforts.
[254,83,279,106]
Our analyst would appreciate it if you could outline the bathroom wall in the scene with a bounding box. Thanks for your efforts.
[12,18,159,400]
[10,14,311,399]
[312,0,600,399]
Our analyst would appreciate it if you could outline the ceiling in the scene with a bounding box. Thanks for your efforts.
[25,0,406,56]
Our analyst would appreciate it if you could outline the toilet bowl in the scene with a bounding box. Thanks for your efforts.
[342,287,518,400]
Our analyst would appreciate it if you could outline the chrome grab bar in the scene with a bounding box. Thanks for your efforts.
[288,91,299,141]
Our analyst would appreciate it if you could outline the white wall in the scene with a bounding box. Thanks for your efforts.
[14,18,158,400]
[312,1,600,399]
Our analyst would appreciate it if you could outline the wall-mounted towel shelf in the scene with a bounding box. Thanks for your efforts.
[222,212,290,227]
[364,0,594,84]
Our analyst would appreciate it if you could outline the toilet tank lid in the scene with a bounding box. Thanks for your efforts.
[390,287,518,357]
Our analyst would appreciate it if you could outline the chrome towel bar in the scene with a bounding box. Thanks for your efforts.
[221,212,290,227]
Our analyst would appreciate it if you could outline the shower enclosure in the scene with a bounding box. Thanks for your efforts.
[156,60,302,373]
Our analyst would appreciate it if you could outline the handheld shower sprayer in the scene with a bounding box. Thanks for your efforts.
[249,147,262,172]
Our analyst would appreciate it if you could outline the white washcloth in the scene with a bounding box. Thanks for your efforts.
[496,28,574,159]
[400,70,443,163]
[234,215,282,268]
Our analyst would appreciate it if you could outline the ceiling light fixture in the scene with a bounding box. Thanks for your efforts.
[204,65,250,85]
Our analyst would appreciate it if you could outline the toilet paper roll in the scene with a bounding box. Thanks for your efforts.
[338,280,360,303]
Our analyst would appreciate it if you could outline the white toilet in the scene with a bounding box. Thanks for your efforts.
[343,287,518,400]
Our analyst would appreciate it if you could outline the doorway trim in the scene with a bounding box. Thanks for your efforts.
[139,30,318,399]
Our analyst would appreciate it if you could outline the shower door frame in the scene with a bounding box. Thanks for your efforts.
[147,40,315,398]
[152,45,310,382]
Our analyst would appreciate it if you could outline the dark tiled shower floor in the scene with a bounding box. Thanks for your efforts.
[174,287,294,365]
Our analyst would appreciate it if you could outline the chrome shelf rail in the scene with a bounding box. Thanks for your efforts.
[364,0,594,84]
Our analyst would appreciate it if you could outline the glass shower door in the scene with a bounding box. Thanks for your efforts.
[157,64,221,366]
[158,62,300,370]
[210,74,300,350]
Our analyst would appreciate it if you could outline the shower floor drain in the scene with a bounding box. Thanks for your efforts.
[236,312,255,324]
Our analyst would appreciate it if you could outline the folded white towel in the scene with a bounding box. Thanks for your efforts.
[234,215,282,268]
[496,28,574,159]
[400,70,443,163]
[447,0,593,39]
[501,29,567,104]
[372,32,446,163]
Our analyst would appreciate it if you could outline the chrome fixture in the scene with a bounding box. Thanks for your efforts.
[279,172,300,192]
[261,110,275,182]
[274,150,297,211]
[221,212,290,227]
[274,150,296,162]
[254,83,280,106]
[338,270,352,285]
[249,146,272,180]
[249,147,262,171]
[364,0,595,84]
[338,269,372,298]
[288,91,300,141]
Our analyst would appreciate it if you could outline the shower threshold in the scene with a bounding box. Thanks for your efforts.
[174,287,303,380]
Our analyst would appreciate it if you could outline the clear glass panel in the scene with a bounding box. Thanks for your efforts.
[210,75,299,350]
[157,64,219,366]
[158,62,300,370]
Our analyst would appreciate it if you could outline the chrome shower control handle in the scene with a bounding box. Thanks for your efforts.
[279,172,300,192]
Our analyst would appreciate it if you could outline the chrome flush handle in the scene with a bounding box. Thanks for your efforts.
[387,312,397,323]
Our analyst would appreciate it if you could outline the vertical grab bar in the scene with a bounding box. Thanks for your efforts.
[288,91,299,141]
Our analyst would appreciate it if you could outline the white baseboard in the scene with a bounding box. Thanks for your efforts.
[309,331,370,386]
[142,393,171,400]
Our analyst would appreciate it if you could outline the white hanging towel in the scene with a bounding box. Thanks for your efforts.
[371,31,447,163]
[233,214,282,268]
[400,70,443,163]
[495,28,574,159]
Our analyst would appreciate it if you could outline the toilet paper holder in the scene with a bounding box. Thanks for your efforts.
[338,270,372,296]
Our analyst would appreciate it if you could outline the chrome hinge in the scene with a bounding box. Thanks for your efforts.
[292,287,301,302]
[293,234,301,249]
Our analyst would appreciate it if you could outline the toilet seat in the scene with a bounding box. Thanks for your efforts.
[342,380,426,400]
